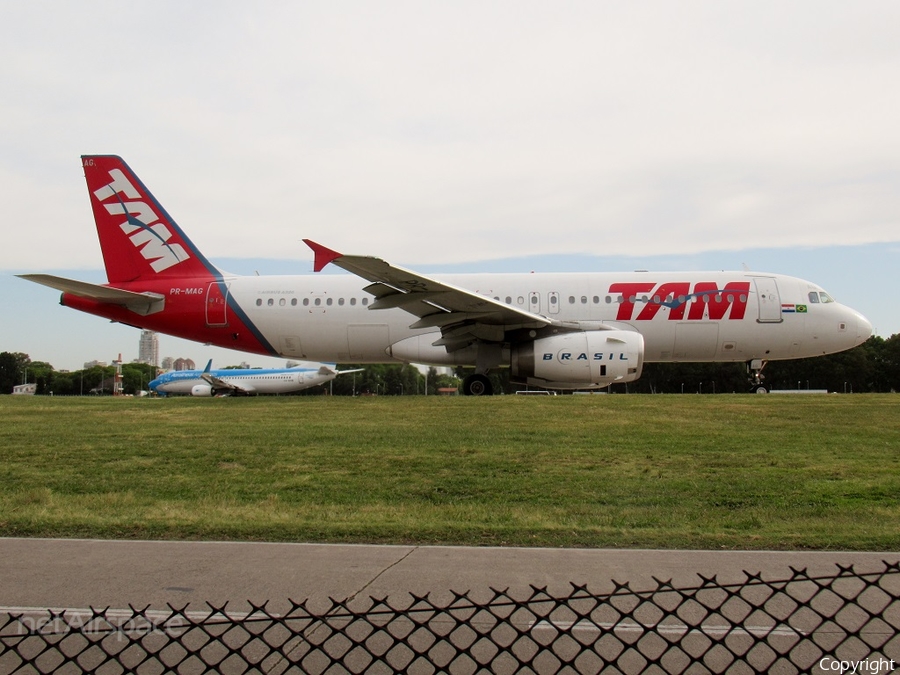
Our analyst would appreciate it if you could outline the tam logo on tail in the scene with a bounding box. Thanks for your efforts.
[90,165,190,273]
[83,155,219,284]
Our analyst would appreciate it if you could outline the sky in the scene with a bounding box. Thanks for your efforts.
[1,2,899,371]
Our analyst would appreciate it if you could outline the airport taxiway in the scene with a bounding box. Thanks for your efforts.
[1,538,896,613]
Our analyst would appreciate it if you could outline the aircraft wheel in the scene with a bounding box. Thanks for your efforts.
[751,384,769,394]
[463,374,493,396]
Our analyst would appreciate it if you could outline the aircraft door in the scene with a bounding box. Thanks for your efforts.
[754,277,783,323]
[206,282,229,327]
[528,292,541,314]
[548,291,560,314]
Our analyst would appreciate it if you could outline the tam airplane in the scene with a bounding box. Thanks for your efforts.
[148,359,361,397]
[20,156,872,395]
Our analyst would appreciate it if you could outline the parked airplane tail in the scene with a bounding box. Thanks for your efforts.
[81,155,220,283]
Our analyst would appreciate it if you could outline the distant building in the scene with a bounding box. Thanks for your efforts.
[83,360,107,369]
[138,330,159,367]
[173,358,196,371]
[159,357,196,372]
[13,383,36,395]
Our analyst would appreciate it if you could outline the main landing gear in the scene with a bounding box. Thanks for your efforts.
[748,359,769,394]
[462,374,493,396]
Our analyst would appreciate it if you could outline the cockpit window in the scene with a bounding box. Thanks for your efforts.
[809,291,835,304]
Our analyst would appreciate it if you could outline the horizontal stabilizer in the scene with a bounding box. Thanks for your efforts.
[18,274,165,316]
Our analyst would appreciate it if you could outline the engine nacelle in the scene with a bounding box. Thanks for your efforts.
[191,384,213,397]
[511,330,644,389]
[389,333,492,366]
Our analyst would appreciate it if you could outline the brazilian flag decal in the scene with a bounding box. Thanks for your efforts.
[797,305,808,313]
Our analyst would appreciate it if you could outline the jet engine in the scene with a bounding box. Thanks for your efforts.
[510,330,644,389]
[190,384,213,397]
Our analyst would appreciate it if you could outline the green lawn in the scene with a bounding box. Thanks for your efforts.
[1,395,898,549]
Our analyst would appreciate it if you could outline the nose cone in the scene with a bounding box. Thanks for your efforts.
[148,378,162,393]
[855,311,873,345]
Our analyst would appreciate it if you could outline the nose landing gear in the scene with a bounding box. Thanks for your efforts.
[748,359,769,393]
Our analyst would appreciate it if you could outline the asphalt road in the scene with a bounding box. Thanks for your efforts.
[1,538,896,613]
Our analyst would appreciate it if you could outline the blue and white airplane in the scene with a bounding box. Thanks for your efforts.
[148,360,361,397]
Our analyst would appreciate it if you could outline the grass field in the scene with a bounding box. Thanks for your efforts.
[1,395,898,550]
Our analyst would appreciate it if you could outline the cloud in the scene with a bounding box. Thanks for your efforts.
[2,1,899,269]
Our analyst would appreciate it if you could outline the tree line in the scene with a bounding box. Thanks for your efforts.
[2,334,899,396]
[0,353,157,396]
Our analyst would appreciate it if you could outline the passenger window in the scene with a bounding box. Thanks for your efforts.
[303,298,310,306]
[350,298,356,306]
[291,298,297,306]
[593,296,600,304]
[339,298,345,306]
[505,296,512,304]
[267,298,274,306]
[581,296,587,304]
[326,298,333,306]
[314,298,321,306]
[279,298,286,306]
[568,296,575,304]
[362,298,368,306]
[808,292,820,304]
[256,299,262,306]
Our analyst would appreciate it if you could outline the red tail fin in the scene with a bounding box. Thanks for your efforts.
[82,155,220,283]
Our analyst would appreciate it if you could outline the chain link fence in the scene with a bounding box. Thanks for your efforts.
[2,561,898,674]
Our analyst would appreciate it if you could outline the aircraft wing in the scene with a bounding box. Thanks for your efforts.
[304,240,553,351]
[18,274,165,316]
[200,372,252,394]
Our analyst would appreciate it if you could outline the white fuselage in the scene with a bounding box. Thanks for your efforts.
[218,271,870,365]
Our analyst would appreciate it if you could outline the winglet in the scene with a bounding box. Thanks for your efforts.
[303,239,343,272]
